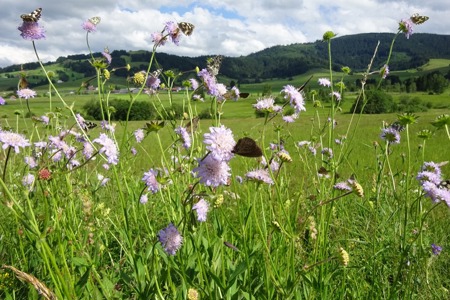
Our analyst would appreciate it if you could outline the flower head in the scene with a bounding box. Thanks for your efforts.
[192,198,210,222]
[431,244,442,256]
[246,169,274,185]
[93,133,119,165]
[193,155,231,187]
[253,96,283,114]
[22,173,35,191]
[318,78,331,87]
[134,128,145,143]
[281,85,305,114]
[17,88,37,99]
[380,127,401,144]
[0,96,5,105]
[102,51,112,64]
[399,18,414,39]
[0,130,31,153]
[142,169,160,194]
[158,223,183,255]
[203,125,236,161]
[164,21,181,45]
[18,22,46,40]
[175,126,191,149]
[82,20,97,33]
[140,194,148,204]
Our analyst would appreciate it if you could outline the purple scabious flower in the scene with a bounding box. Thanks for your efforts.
[41,115,49,125]
[282,114,298,123]
[140,194,148,204]
[333,181,353,192]
[146,76,161,90]
[399,18,414,39]
[318,78,331,87]
[253,96,282,114]
[431,244,442,255]
[101,121,116,133]
[158,223,183,255]
[76,113,87,129]
[0,130,31,153]
[102,51,112,64]
[416,171,441,186]
[22,173,35,190]
[83,142,95,159]
[93,133,119,165]
[246,169,274,185]
[164,21,181,45]
[381,64,390,79]
[131,147,137,155]
[151,32,166,46]
[281,85,306,114]
[308,146,317,156]
[0,97,5,105]
[380,127,401,144]
[17,88,37,99]
[97,174,109,186]
[330,91,341,101]
[192,198,210,222]
[298,141,311,147]
[142,168,160,194]
[175,126,191,149]
[203,125,236,161]
[421,162,442,177]
[134,128,145,143]
[82,20,97,33]
[18,22,46,40]
[189,78,199,90]
[24,156,38,169]
[193,154,231,187]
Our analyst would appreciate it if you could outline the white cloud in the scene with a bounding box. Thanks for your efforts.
[1,0,448,67]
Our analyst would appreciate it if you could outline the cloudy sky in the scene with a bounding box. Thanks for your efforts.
[1,0,448,68]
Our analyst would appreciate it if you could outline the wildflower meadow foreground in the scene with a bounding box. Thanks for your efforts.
[1,9,450,299]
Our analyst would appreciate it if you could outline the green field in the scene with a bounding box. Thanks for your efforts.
[1,53,450,299]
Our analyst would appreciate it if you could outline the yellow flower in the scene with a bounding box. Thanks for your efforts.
[103,69,110,80]
[188,288,199,300]
[339,247,350,267]
[133,71,145,85]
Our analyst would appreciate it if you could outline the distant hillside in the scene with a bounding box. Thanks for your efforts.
[1,32,450,90]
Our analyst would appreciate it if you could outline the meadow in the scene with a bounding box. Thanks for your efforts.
[1,14,450,300]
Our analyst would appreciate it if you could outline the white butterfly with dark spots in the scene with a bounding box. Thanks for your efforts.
[88,16,101,25]
[178,22,195,36]
[21,8,42,22]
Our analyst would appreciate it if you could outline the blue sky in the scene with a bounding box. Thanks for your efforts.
[0,0,449,68]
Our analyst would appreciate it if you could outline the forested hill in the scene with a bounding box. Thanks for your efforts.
[2,33,450,81]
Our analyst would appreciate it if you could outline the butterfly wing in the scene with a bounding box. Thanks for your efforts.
[207,56,223,76]
[88,16,101,25]
[21,8,42,22]
[185,116,199,133]
[232,137,263,157]
[178,22,195,36]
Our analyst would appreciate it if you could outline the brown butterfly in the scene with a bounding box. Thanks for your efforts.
[232,137,263,157]
[185,116,199,133]
[410,13,429,25]
[178,22,195,36]
[21,8,42,22]
[223,241,240,252]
